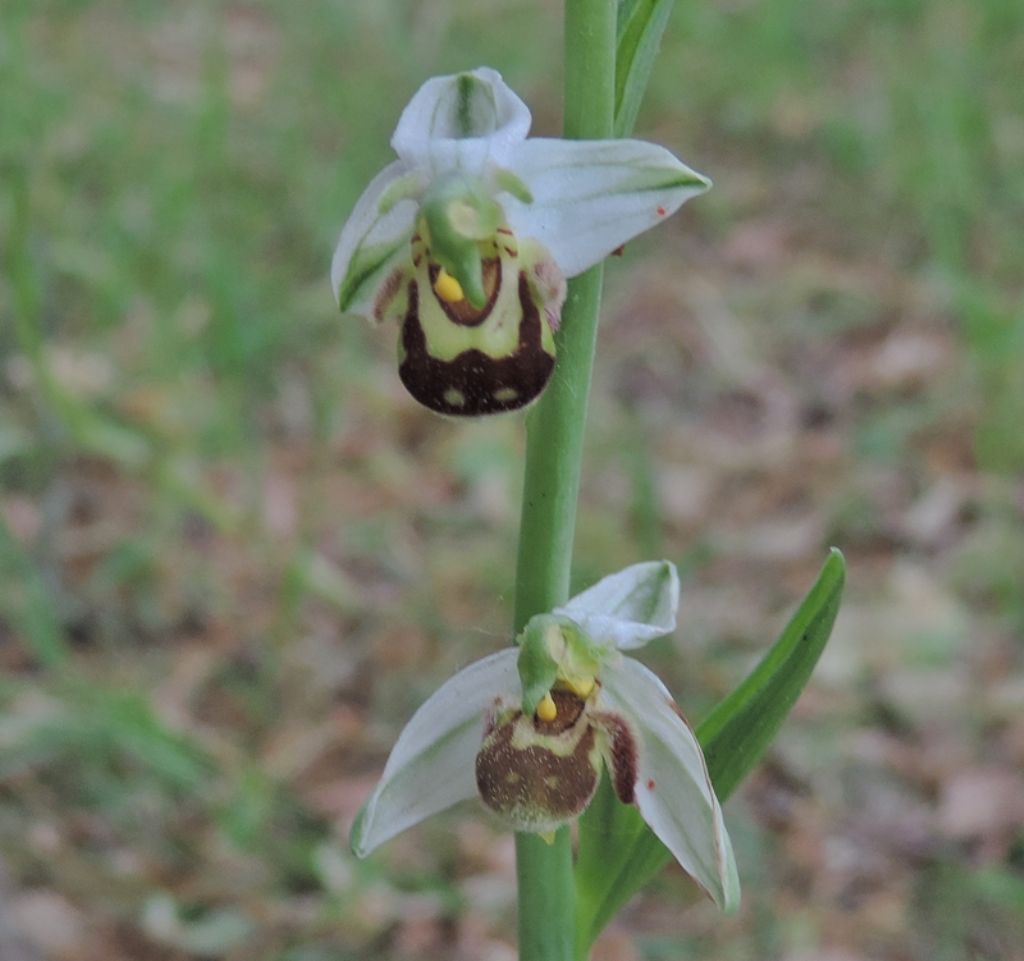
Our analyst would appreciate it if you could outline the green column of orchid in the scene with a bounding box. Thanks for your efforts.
[512,2,617,960]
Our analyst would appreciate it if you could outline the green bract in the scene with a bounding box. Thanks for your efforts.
[349,561,740,913]
[330,67,710,417]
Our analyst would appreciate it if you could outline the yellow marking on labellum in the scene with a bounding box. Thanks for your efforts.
[536,691,557,722]
[493,387,519,403]
[443,387,466,407]
[555,676,596,699]
[433,267,465,304]
[569,676,595,699]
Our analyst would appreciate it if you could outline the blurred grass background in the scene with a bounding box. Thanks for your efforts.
[1,0,1023,959]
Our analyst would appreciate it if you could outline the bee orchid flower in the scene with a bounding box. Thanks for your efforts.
[350,561,740,912]
[331,67,710,417]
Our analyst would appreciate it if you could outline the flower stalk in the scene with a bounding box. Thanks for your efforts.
[335,8,725,961]
[512,2,617,959]
[333,7,849,957]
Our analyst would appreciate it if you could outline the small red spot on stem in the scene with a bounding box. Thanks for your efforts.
[646,779,656,791]
[611,244,625,257]
[656,206,666,216]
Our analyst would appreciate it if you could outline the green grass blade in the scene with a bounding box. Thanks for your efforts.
[575,549,846,953]
[614,0,677,137]
[0,517,69,669]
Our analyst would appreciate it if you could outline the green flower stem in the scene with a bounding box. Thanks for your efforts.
[513,2,616,633]
[512,2,616,960]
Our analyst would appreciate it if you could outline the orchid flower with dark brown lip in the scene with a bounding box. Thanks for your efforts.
[349,561,740,913]
[330,68,710,417]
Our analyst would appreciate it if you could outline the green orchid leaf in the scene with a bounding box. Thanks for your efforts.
[575,774,648,959]
[614,0,678,137]
[574,548,846,953]
[697,548,846,798]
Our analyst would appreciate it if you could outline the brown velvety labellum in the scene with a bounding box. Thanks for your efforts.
[476,693,600,832]
[398,273,555,417]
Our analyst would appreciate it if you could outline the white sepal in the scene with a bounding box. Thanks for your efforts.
[556,560,679,651]
[331,160,419,317]
[391,67,532,176]
[351,648,521,857]
[600,656,740,912]
[502,138,710,278]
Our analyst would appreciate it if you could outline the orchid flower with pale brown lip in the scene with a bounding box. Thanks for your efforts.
[350,561,740,913]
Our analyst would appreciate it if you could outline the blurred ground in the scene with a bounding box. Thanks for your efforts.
[1,1,1023,959]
